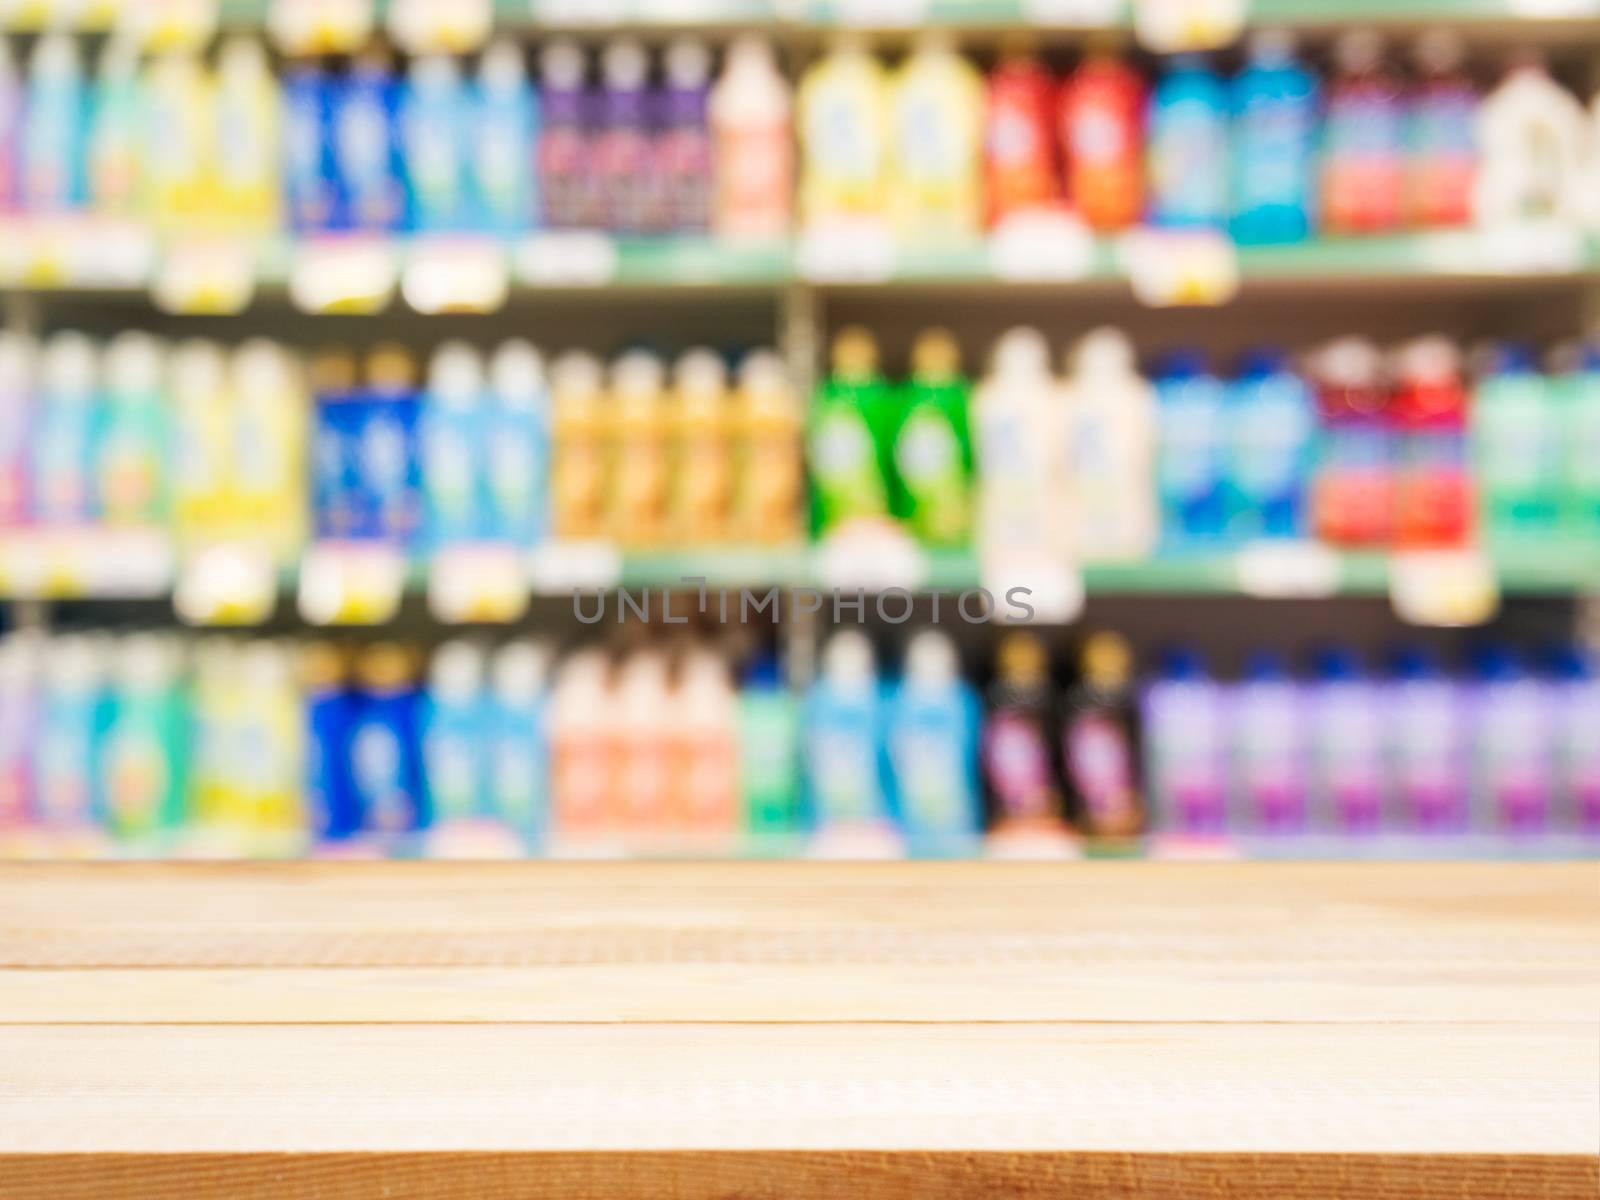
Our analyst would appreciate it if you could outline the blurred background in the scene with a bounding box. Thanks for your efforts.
[0,0,1596,861]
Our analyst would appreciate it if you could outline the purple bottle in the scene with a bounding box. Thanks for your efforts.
[1471,646,1553,837]
[1386,646,1468,834]
[1143,648,1227,835]
[654,38,713,234]
[1550,648,1600,836]
[1229,650,1306,834]
[595,39,652,234]
[1308,647,1386,835]
[537,40,593,230]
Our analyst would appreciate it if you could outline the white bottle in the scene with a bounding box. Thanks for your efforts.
[974,327,1065,562]
[710,36,792,240]
[168,339,231,543]
[1474,52,1589,228]
[486,340,549,549]
[1060,327,1157,562]
[212,38,281,232]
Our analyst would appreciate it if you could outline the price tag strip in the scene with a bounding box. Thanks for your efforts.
[795,218,896,285]
[298,542,409,626]
[1018,0,1121,24]
[428,543,530,624]
[388,0,492,52]
[174,543,279,626]
[828,0,927,26]
[152,238,256,315]
[527,540,624,594]
[289,238,399,315]
[514,232,619,288]
[401,238,510,314]
[814,521,929,594]
[268,0,374,54]
[1235,541,1343,599]
[1119,227,1240,307]
[0,527,172,599]
[1389,548,1500,628]
[987,210,1096,283]
[1132,0,1247,52]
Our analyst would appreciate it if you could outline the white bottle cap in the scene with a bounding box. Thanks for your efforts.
[822,629,875,691]
[737,349,787,395]
[617,650,669,716]
[430,639,486,701]
[540,40,586,89]
[1394,335,1461,385]
[217,36,270,78]
[612,350,665,400]
[45,634,104,693]
[104,332,166,398]
[1313,337,1383,387]
[428,341,486,409]
[233,339,300,399]
[0,631,42,691]
[904,629,958,688]
[667,38,711,88]
[411,54,461,90]
[492,640,551,703]
[1071,327,1138,379]
[0,332,37,394]
[116,633,185,692]
[98,36,141,81]
[42,332,98,399]
[992,327,1051,378]
[169,339,228,401]
[489,340,545,406]
[603,39,648,90]
[479,40,526,91]
[31,33,80,80]
[1336,30,1384,73]
[1414,28,1466,74]
[724,35,777,76]
[551,351,603,400]
[674,348,726,399]
[240,641,292,690]
[1248,30,1296,62]
[553,647,610,708]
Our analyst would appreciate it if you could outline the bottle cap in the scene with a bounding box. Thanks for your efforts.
[1313,645,1363,681]
[429,640,486,700]
[351,39,397,76]
[357,643,416,691]
[104,332,166,398]
[31,33,80,79]
[1237,347,1287,378]
[1335,29,1384,73]
[411,54,462,89]
[1248,30,1296,61]
[1080,631,1133,688]
[737,349,788,400]
[241,641,293,690]
[45,634,104,693]
[1487,342,1536,375]
[821,629,875,688]
[170,339,229,402]
[830,327,880,379]
[492,641,552,702]
[1312,337,1382,387]
[1071,327,1137,378]
[480,40,526,91]
[233,339,301,399]
[365,343,418,393]
[551,351,603,400]
[996,631,1048,685]
[603,39,648,89]
[540,40,586,89]
[674,348,727,400]
[1387,644,1440,680]
[991,327,1050,378]
[310,348,359,396]
[300,642,348,691]
[910,328,961,381]
[490,340,545,405]
[612,350,665,400]
[0,332,35,393]
[42,332,98,398]
[1242,648,1287,681]
[904,629,958,687]
[1157,348,1208,379]
[1394,336,1461,385]
[666,38,711,87]
[741,652,783,689]
[116,633,184,692]
[98,36,141,80]
[218,36,270,77]
[724,35,777,75]
[1414,28,1466,74]
[1159,646,1206,680]
[427,341,486,408]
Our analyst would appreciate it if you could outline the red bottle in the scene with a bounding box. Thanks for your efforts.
[1310,338,1395,546]
[984,52,1060,226]
[1321,31,1407,235]
[1389,337,1473,547]
[1057,50,1145,231]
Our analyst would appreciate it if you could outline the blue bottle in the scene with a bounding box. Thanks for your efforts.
[31,332,100,526]
[1307,647,1386,835]
[303,644,361,843]
[421,640,490,831]
[1146,55,1227,229]
[35,636,107,832]
[420,343,489,550]
[350,644,426,846]
[1154,351,1228,549]
[804,631,890,833]
[1548,647,1600,837]
[1225,348,1316,540]
[1230,649,1306,834]
[401,55,473,233]
[283,64,337,233]
[20,35,87,212]
[486,340,549,547]
[361,346,424,549]
[487,641,551,847]
[1386,645,1467,834]
[1142,647,1227,835]
[1228,31,1318,245]
[333,45,406,233]
[887,631,981,857]
[310,351,368,540]
[474,40,538,234]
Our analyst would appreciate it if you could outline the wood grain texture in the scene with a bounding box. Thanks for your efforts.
[0,861,1594,1198]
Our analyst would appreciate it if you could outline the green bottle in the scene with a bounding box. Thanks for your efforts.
[1474,346,1562,542]
[737,657,802,854]
[1557,345,1600,539]
[808,326,894,535]
[892,328,974,546]
[98,332,171,525]
[100,635,188,849]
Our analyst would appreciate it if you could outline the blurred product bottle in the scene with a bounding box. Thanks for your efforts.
[1228,31,1317,245]
[334,43,406,232]
[613,649,672,835]
[188,638,237,828]
[805,630,890,831]
[0,634,38,828]
[99,634,187,847]
[233,642,306,850]
[422,640,490,831]
[20,34,87,212]
[710,36,792,240]
[35,634,104,831]
[31,331,99,526]
[1153,351,1227,549]
[283,62,338,233]
[798,39,889,223]
[143,52,214,229]
[888,35,984,242]
[1474,52,1587,226]
[809,327,893,534]
[1229,649,1305,834]
[302,642,360,843]
[537,40,592,230]
[658,38,714,233]
[212,38,281,233]
[981,632,1061,828]
[737,653,801,842]
[1060,328,1156,561]
[1474,343,1561,541]
[1307,647,1386,834]
[86,39,144,219]
[309,348,365,540]
[1388,336,1473,548]
[1145,55,1227,229]
[1406,31,1477,228]
[983,48,1059,225]
[0,333,31,524]
[474,40,537,235]
[608,350,670,547]
[733,350,801,545]
[1142,648,1226,835]
[1058,45,1144,231]
[0,41,18,208]
[1386,646,1468,833]
[1555,343,1600,537]
[231,340,308,561]
[486,340,549,548]
[669,647,739,839]
[1470,645,1552,835]
[1321,31,1405,234]
[974,327,1062,560]
[350,643,426,842]
[1224,348,1316,541]
[1061,632,1144,839]
[888,630,980,855]
[669,349,733,545]
[550,649,614,837]
[549,351,608,541]
[1309,338,1394,546]
[893,329,973,547]
[596,39,652,234]
[401,55,473,232]
[1549,647,1600,834]
[420,342,489,549]
[96,333,167,528]
[486,641,550,846]
[362,345,424,547]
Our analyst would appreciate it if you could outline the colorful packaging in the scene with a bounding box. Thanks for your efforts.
[1474,53,1588,226]
[0,634,40,829]
[1061,632,1144,838]
[333,44,406,232]
[549,351,608,541]
[35,635,105,831]
[1307,647,1386,834]
[1406,30,1477,228]
[349,644,426,841]
[1550,648,1600,835]
[1060,327,1157,561]
[805,631,889,830]
[1058,48,1144,231]
[889,630,981,855]
[97,332,169,526]
[401,55,473,232]
[733,350,801,545]
[1228,31,1317,245]
[142,52,214,229]
[974,327,1063,561]
[0,41,19,209]
[1321,31,1405,234]
[1309,338,1394,546]
[31,332,100,526]
[984,51,1059,225]
[892,329,972,546]
[421,640,490,830]
[549,648,614,836]
[1386,646,1468,833]
[1225,348,1315,540]
[486,641,550,845]
[474,40,538,234]
[888,35,983,241]
[537,40,593,230]
[1470,646,1552,835]
[485,340,549,548]
[657,39,714,233]
[283,63,337,233]
[1142,648,1226,835]
[798,39,889,222]
[1389,336,1472,548]
[1230,650,1305,834]
[0,333,35,526]
[20,34,88,212]
[1474,343,1561,541]
[86,39,144,219]
[737,654,801,842]
[982,632,1061,827]
[310,349,367,541]
[668,648,739,840]
[607,350,669,547]
[668,349,733,545]
[595,39,652,234]
[1153,351,1228,548]
[420,342,489,549]
[212,38,281,233]
[361,345,423,546]
[1146,55,1227,229]
[1556,344,1600,537]
[710,36,792,240]
[808,327,893,535]
[98,634,187,847]
[231,340,308,561]
[302,643,360,843]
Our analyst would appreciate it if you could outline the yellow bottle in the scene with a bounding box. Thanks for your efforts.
[733,350,802,545]
[668,349,733,547]
[607,351,669,549]
[142,52,215,232]
[889,34,985,242]
[549,352,609,542]
[231,340,307,563]
[235,641,306,856]
[798,38,890,224]
[169,340,233,549]
[210,38,282,234]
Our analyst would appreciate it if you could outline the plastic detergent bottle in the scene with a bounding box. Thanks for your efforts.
[886,630,980,856]
[1470,645,1552,836]
[20,34,87,211]
[360,345,424,548]
[1555,343,1600,538]
[982,632,1061,828]
[99,634,186,847]
[974,327,1063,561]
[888,34,983,242]
[1057,43,1144,231]
[1145,55,1227,229]
[1228,30,1317,245]
[805,630,890,831]
[96,332,168,527]
[548,351,608,541]
[549,648,615,838]
[1307,647,1386,835]
[607,350,670,548]
[733,350,802,545]
[1386,645,1467,833]
[1153,350,1228,549]
[1388,336,1473,548]
[0,332,32,525]
[668,647,739,840]
[212,38,280,233]
[612,649,672,835]
[1308,338,1394,547]
[1061,631,1144,839]
[401,54,472,232]
[233,642,305,851]
[809,327,893,535]
[657,38,714,233]
[1321,31,1405,234]
[1224,348,1315,541]
[1060,327,1156,562]
[486,340,549,548]
[283,62,336,233]
[350,643,426,841]
[35,635,105,831]
[474,40,537,234]
[1474,51,1588,226]
[422,640,489,831]
[32,331,100,526]
[420,342,488,550]
[710,36,792,240]
[737,653,801,844]
[86,38,144,219]
[232,340,308,562]
[302,642,359,844]
[669,348,733,546]
[798,38,889,223]
[1474,343,1561,541]
[893,328,973,547]
[537,40,592,230]
[1142,647,1226,836]
[1406,30,1477,227]
[1229,649,1305,835]
[984,48,1059,224]
[142,52,214,230]
[595,39,652,234]
[1549,647,1600,835]
[334,43,406,232]
[487,641,551,846]
[0,633,40,829]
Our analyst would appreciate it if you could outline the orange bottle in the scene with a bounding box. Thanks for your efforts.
[1058,49,1145,231]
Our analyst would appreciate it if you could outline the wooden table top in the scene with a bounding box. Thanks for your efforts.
[0,861,1595,1198]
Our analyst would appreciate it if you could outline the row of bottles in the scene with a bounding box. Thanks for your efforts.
[0,33,793,239]
[799,33,1600,241]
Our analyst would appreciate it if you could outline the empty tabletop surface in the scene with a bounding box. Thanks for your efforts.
[0,861,1595,1199]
